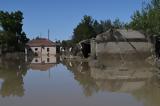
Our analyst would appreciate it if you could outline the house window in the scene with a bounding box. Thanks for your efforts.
[35,59,38,63]
[47,58,50,62]
[47,48,50,52]
[35,48,38,51]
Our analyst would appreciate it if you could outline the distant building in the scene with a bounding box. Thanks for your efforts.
[25,38,57,56]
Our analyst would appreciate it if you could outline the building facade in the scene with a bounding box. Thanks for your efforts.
[25,38,56,56]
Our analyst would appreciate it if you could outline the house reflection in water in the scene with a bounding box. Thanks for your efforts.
[28,55,59,71]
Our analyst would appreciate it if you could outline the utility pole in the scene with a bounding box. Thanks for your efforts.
[39,33,42,38]
[48,29,50,40]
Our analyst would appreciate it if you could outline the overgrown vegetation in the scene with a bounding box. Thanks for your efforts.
[0,10,29,53]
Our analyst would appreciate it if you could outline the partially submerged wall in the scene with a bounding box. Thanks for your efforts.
[96,42,152,55]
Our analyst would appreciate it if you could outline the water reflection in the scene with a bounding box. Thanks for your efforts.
[27,55,60,71]
[62,54,160,106]
[0,54,160,106]
[62,60,98,97]
[0,55,60,98]
[89,54,154,92]
[131,78,160,106]
[0,56,27,97]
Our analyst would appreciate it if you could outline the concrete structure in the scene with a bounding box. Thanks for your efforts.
[25,38,56,56]
[91,29,152,57]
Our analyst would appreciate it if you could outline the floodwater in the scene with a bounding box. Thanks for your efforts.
[0,54,160,106]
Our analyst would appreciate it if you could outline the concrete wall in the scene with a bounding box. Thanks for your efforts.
[96,42,152,55]
[91,39,97,58]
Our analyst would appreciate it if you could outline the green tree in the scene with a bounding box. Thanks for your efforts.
[113,18,123,29]
[61,40,74,48]
[100,20,112,31]
[93,20,103,35]
[130,0,160,36]
[71,15,127,44]
[72,15,96,43]
[0,10,29,52]
[93,20,112,35]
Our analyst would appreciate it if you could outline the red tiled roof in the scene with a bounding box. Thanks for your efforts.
[26,38,56,47]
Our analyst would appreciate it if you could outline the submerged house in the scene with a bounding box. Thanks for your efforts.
[25,38,57,56]
[91,29,152,58]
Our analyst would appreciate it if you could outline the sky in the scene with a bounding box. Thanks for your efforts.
[0,0,149,41]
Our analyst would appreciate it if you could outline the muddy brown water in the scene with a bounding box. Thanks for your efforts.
[0,55,160,106]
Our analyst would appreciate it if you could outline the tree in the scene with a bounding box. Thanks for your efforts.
[61,40,74,48]
[101,20,112,31]
[129,0,160,36]
[72,15,96,43]
[93,20,103,35]
[0,10,29,52]
[71,15,126,44]
[113,18,123,29]
[93,20,112,35]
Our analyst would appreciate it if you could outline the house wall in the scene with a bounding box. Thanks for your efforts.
[30,47,42,55]
[29,46,56,56]
[41,47,56,55]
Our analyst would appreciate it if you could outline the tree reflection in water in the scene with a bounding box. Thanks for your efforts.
[0,56,28,97]
[62,59,99,97]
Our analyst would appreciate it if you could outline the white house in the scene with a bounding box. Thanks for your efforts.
[25,38,56,56]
